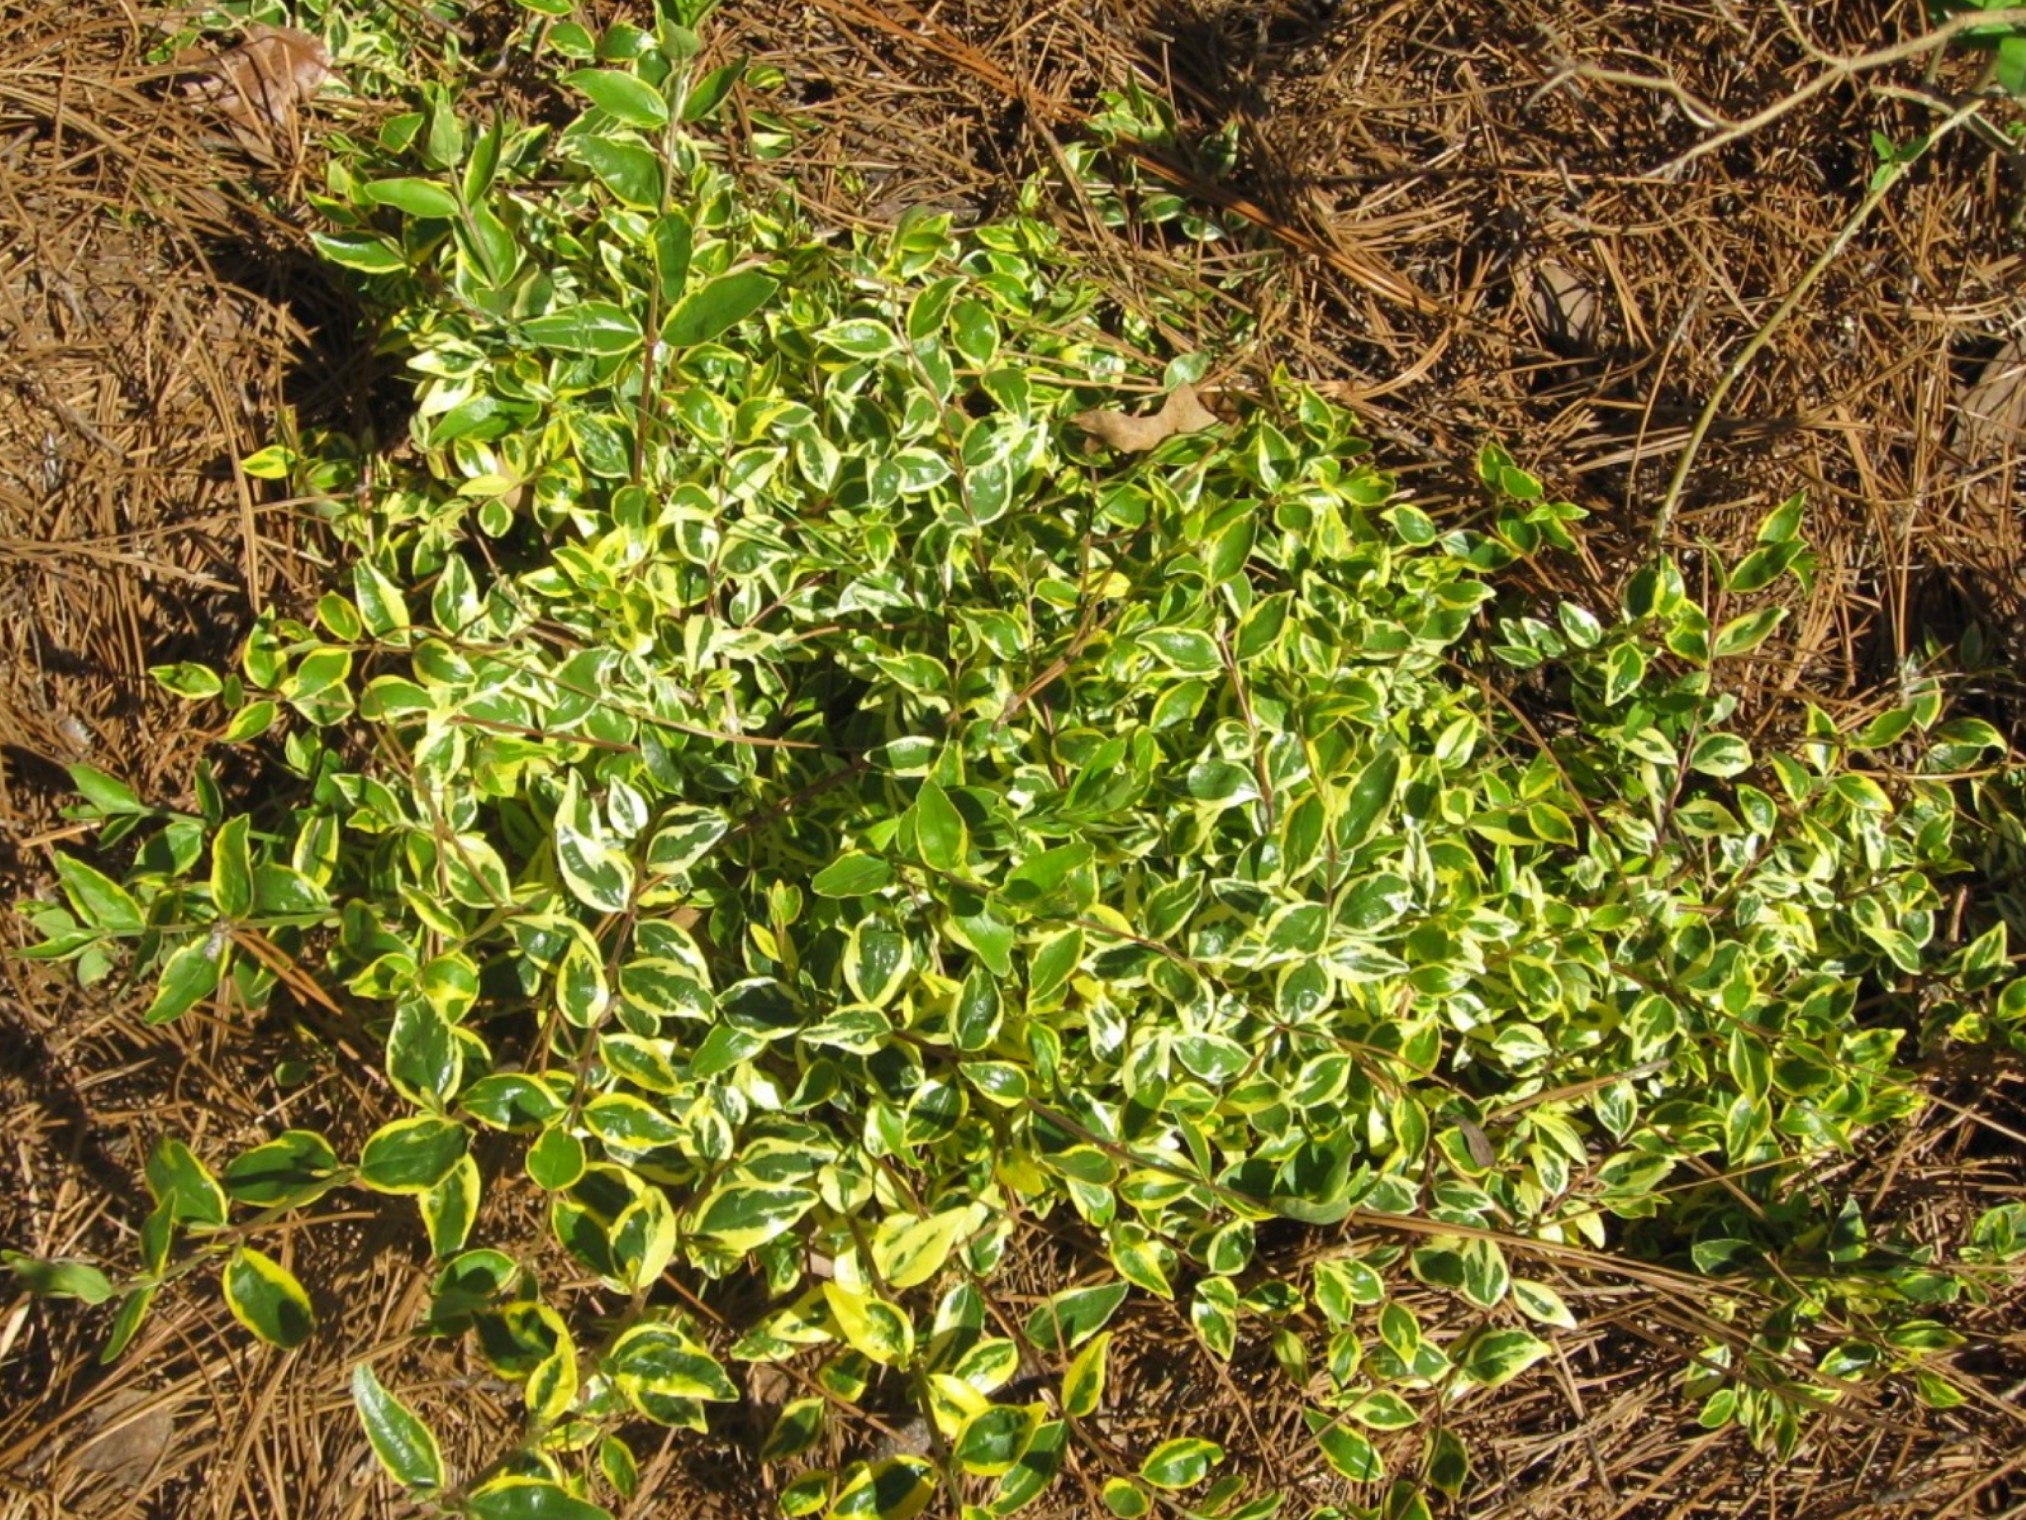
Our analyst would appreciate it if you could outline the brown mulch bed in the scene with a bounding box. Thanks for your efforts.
[3,1,2024,1517]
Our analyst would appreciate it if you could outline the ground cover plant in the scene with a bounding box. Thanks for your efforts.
[9,2,2026,1518]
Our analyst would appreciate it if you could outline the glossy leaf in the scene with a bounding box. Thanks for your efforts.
[352,1363,446,1491]
[563,69,669,128]
[357,1116,468,1194]
[469,1477,613,1520]
[223,1130,340,1207]
[222,1247,315,1348]
[662,269,778,346]
[1024,1281,1129,1353]
[1139,1436,1223,1490]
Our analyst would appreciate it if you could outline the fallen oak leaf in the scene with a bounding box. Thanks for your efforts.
[1071,381,1220,453]
[1954,335,2026,464]
[1527,259,1605,353]
[178,24,335,144]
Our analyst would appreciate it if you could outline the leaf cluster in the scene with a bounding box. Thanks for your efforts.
[14,5,2026,1517]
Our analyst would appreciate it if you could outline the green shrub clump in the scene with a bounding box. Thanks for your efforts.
[13,6,2026,1517]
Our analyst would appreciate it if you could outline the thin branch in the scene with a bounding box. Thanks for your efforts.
[1651,97,1985,554]
[1569,7,2026,177]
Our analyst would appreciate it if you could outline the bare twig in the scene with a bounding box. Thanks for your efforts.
[1570,7,2026,177]
[1651,97,1985,553]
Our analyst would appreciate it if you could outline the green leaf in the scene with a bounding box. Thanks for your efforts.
[1713,606,1786,657]
[357,1116,468,1195]
[1603,642,1646,704]
[530,1333,581,1426]
[563,68,670,128]
[1313,1256,1385,1323]
[463,1074,568,1132]
[824,1281,915,1366]
[352,1363,446,1492]
[312,232,408,273]
[1206,1219,1254,1276]
[151,661,224,699]
[644,807,730,877]
[354,561,410,638]
[361,176,461,218]
[209,814,254,920]
[662,269,778,347]
[1758,490,1805,543]
[221,700,278,743]
[1726,541,1800,594]
[1347,1392,1419,1431]
[691,1183,818,1252]
[145,932,223,1022]
[469,1477,613,1520]
[1428,1427,1469,1499]
[1623,556,1683,619]
[651,210,693,301]
[146,1136,228,1227]
[421,1154,481,1257]
[556,787,634,913]
[53,853,144,935]
[914,779,968,873]
[761,1398,825,1463]
[1139,1436,1223,1490]
[67,763,143,815]
[222,1246,315,1348]
[683,55,747,122]
[1853,706,1914,750]
[460,198,520,286]
[388,1002,461,1105]
[1142,628,1222,676]
[526,1126,586,1191]
[463,116,503,203]
[811,852,893,897]
[2000,33,2026,97]
[1339,748,1400,853]
[422,97,464,170]
[2,1252,116,1304]
[1191,1275,1238,1359]
[1305,1409,1384,1482]
[1884,1319,1965,1353]
[609,1323,739,1402]
[1458,1327,1549,1387]
[1002,842,1095,911]
[1062,1330,1111,1418]
[223,1130,341,1207]
[286,646,351,702]
[691,1023,762,1078]
[1512,1279,1578,1329]
[1688,733,1753,778]
[844,920,912,1007]
[523,301,644,356]
[1025,1281,1129,1353]
[101,1285,156,1363]
[828,1457,936,1520]
[988,1417,1067,1515]
[1102,1478,1152,1518]
[576,134,665,208]
[871,1208,973,1289]
[955,1404,1043,1476]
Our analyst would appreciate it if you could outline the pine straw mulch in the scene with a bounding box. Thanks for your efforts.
[730,0,2026,730]
[4,0,2026,1517]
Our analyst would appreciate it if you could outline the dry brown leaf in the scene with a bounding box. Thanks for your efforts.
[180,24,334,144]
[1071,382,1220,453]
[1954,336,2026,464]
[1528,260,1604,352]
[42,1386,178,1493]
